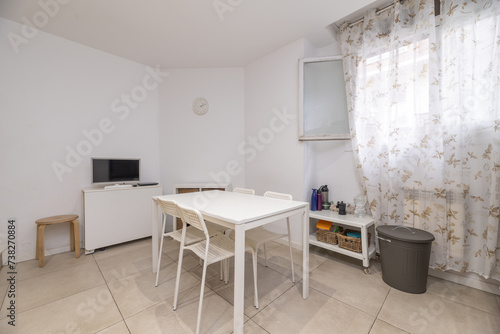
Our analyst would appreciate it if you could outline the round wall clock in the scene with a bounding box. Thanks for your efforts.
[192,97,209,115]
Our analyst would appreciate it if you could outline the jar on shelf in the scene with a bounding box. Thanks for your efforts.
[353,194,367,218]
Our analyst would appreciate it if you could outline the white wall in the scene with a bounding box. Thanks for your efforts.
[244,38,306,241]
[244,37,362,244]
[0,18,161,261]
[158,68,245,195]
[303,39,362,208]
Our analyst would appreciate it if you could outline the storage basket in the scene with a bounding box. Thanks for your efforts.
[316,228,338,245]
[337,229,371,253]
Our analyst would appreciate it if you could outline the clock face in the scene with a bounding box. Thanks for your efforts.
[192,97,209,115]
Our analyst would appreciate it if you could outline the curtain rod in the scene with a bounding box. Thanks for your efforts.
[348,1,401,27]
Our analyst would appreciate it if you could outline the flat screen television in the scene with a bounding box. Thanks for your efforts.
[92,158,140,184]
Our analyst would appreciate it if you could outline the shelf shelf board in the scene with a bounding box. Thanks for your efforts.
[309,233,376,261]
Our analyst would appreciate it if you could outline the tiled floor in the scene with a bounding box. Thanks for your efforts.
[1,237,499,333]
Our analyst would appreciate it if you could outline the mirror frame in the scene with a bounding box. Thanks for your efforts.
[298,56,350,141]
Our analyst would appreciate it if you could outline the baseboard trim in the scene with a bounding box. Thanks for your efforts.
[276,237,500,296]
[429,269,500,296]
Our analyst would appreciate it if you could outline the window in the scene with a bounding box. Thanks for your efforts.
[298,56,350,141]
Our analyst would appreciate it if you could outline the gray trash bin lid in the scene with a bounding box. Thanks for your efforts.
[377,225,435,243]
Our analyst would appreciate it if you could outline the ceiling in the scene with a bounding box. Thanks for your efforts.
[0,0,380,68]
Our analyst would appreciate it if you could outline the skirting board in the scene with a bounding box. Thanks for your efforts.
[276,238,500,296]
[429,268,500,296]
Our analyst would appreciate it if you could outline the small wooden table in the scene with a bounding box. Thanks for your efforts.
[36,214,80,267]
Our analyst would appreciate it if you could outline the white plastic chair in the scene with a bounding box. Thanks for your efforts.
[233,187,255,195]
[155,198,228,286]
[154,198,205,287]
[173,203,235,334]
[230,190,295,309]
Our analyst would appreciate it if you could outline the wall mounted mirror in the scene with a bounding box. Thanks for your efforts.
[298,56,350,141]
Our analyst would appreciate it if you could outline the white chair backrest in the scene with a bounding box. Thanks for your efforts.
[157,198,180,217]
[263,191,292,201]
[233,187,255,195]
[177,203,209,237]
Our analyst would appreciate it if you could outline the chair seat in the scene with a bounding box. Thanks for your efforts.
[186,233,235,265]
[166,226,205,245]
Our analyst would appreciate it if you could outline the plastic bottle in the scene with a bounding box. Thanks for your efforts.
[321,185,329,205]
[317,192,322,211]
[311,189,317,211]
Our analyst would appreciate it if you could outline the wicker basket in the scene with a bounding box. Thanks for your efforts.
[316,228,338,245]
[337,229,371,253]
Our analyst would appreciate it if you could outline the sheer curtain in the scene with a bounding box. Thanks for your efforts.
[340,0,500,280]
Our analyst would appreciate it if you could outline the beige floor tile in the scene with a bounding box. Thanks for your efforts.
[125,301,190,334]
[109,264,200,318]
[189,261,227,282]
[378,288,500,334]
[127,285,242,334]
[252,283,375,334]
[256,244,327,281]
[14,248,93,281]
[92,238,151,261]
[0,261,105,318]
[210,259,295,318]
[95,321,131,334]
[426,276,500,316]
[310,244,382,274]
[95,241,153,282]
[0,265,7,293]
[0,285,122,334]
[243,319,270,334]
[167,249,208,272]
[159,236,183,255]
[369,319,408,334]
[310,259,390,316]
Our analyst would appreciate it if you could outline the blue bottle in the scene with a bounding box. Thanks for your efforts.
[311,189,318,211]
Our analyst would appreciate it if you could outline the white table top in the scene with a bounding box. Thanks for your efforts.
[156,190,308,225]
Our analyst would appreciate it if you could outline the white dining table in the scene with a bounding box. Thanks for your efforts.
[151,190,309,334]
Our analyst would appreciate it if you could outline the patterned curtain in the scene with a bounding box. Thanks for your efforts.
[340,0,500,280]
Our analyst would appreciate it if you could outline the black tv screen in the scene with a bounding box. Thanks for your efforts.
[92,158,140,184]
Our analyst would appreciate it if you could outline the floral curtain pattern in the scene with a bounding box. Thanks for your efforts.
[340,0,500,280]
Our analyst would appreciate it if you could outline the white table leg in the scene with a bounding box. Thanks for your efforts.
[233,224,245,334]
[152,198,159,273]
[302,208,309,299]
[361,225,369,269]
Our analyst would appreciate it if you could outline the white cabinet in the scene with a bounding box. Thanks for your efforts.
[82,185,162,254]
[309,210,376,273]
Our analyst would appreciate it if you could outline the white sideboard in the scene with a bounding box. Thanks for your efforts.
[82,185,162,254]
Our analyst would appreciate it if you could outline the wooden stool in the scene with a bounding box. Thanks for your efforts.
[36,214,80,267]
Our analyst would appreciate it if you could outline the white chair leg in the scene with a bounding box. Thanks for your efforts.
[155,214,167,287]
[196,259,209,334]
[173,244,185,311]
[264,243,269,267]
[224,257,230,283]
[287,218,295,283]
[251,249,259,309]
